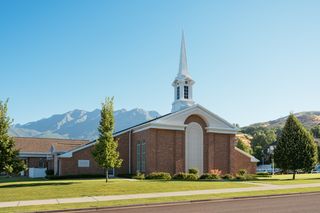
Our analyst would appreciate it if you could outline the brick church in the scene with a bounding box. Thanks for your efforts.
[57,34,258,176]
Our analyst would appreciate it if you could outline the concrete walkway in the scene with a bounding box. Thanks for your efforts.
[1,182,320,208]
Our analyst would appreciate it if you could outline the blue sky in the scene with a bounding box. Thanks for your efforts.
[1,0,320,126]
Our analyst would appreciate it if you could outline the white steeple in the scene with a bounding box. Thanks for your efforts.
[171,32,195,112]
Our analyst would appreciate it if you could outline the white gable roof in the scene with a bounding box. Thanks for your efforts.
[60,105,238,158]
[115,104,238,135]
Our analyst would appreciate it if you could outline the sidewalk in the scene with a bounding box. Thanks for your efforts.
[1,182,320,208]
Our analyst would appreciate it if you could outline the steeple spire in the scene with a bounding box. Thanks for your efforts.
[171,32,195,112]
[178,31,190,78]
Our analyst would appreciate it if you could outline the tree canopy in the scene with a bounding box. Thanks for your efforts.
[0,100,26,175]
[236,139,253,154]
[274,114,317,179]
[92,97,122,182]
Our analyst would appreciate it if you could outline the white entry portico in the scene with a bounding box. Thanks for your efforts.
[185,122,204,174]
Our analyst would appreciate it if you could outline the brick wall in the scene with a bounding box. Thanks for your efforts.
[231,149,257,174]
[59,146,104,176]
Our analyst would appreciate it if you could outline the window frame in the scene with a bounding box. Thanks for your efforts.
[184,86,189,99]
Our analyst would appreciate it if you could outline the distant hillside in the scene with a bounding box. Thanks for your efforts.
[9,108,160,140]
[247,111,320,130]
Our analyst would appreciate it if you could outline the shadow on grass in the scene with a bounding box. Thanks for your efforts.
[0,182,76,188]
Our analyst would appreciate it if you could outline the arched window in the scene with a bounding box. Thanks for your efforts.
[177,87,180,100]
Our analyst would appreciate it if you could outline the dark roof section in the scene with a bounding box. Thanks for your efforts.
[113,113,172,135]
[14,137,89,153]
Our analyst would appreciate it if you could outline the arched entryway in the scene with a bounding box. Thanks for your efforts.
[185,122,203,174]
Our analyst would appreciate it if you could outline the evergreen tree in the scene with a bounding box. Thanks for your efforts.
[311,125,320,138]
[92,97,122,182]
[0,100,26,176]
[274,114,317,180]
[236,139,253,154]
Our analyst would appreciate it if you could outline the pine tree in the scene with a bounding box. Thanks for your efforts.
[274,114,317,180]
[0,100,26,176]
[92,97,122,182]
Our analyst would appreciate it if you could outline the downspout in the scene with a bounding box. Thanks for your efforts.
[129,130,132,174]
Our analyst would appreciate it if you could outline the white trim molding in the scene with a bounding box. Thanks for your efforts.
[206,127,237,134]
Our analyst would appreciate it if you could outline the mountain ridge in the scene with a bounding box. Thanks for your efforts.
[246,111,320,129]
[10,108,161,140]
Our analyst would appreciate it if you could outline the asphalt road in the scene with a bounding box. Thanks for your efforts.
[65,192,320,213]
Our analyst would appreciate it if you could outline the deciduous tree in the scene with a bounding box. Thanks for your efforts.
[92,97,122,182]
[0,100,26,176]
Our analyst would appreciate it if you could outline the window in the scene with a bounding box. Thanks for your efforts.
[141,142,146,172]
[176,87,180,100]
[136,143,141,171]
[136,141,146,172]
[78,160,90,168]
[184,86,189,99]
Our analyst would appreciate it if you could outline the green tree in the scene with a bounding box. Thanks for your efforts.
[311,125,320,138]
[274,114,318,180]
[0,100,26,176]
[92,97,122,182]
[236,139,252,154]
[251,129,276,163]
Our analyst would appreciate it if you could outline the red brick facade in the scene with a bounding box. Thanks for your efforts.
[59,146,104,176]
[58,114,256,176]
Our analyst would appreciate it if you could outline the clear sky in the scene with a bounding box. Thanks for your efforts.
[1,0,319,126]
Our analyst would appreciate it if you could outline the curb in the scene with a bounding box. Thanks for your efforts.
[35,191,320,213]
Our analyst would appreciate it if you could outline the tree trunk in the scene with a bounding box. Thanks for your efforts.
[293,170,296,180]
[106,169,109,183]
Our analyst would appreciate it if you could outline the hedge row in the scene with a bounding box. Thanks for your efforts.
[130,169,257,181]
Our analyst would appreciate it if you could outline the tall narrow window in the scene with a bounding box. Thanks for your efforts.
[141,142,146,172]
[184,86,189,99]
[177,87,180,100]
[136,143,141,172]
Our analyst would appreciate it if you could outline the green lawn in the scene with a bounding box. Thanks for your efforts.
[255,173,320,185]
[2,186,320,213]
[2,174,320,213]
[0,178,254,202]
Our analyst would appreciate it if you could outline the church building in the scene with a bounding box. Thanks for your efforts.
[57,34,258,176]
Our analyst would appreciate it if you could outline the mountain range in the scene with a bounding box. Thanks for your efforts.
[9,109,320,141]
[9,108,160,140]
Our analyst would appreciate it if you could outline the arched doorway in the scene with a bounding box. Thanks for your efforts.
[185,122,203,174]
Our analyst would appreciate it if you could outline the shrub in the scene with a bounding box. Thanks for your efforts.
[45,169,54,176]
[145,172,171,180]
[185,173,199,181]
[199,173,220,180]
[132,172,145,180]
[235,174,257,181]
[188,168,199,175]
[221,174,234,180]
[173,172,198,181]
[237,169,247,176]
[173,172,187,180]
[209,169,222,176]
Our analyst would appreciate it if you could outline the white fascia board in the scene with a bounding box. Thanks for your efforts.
[206,127,237,134]
[195,104,238,130]
[19,152,51,158]
[235,147,260,163]
[133,123,186,134]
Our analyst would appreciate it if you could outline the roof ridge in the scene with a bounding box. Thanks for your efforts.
[13,136,89,142]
